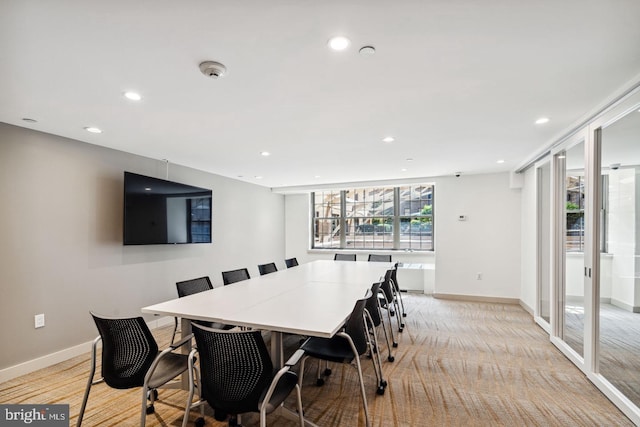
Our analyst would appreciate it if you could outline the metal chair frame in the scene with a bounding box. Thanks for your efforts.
[77,314,196,427]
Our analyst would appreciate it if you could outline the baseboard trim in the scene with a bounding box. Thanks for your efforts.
[0,316,174,384]
[432,292,519,305]
[610,298,640,313]
[519,300,534,316]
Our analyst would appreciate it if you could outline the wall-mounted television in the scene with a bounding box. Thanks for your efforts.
[123,172,212,245]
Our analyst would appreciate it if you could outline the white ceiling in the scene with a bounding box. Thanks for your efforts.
[2,0,640,189]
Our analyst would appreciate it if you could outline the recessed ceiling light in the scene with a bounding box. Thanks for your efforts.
[21,118,37,123]
[382,136,395,143]
[328,36,350,51]
[557,154,566,159]
[497,159,505,164]
[359,46,375,56]
[401,168,408,172]
[535,117,550,125]
[260,151,270,156]
[84,127,102,134]
[124,91,142,101]
[145,187,152,191]
[406,158,414,162]
[314,175,321,179]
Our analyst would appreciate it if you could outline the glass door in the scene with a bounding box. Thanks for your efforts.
[537,161,551,327]
[598,106,640,406]
[563,141,586,357]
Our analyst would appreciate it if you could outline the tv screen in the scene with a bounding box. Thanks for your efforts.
[123,172,212,245]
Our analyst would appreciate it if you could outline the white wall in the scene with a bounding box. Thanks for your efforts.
[608,168,638,308]
[284,172,521,299]
[520,167,538,310]
[434,173,521,299]
[0,123,285,370]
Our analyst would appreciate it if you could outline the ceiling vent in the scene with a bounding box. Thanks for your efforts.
[199,61,227,79]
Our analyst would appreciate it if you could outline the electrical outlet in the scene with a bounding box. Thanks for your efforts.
[35,313,45,328]
[476,273,482,280]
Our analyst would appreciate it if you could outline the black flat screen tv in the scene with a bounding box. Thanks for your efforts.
[123,172,212,245]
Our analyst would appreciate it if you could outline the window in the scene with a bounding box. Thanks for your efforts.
[189,197,212,243]
[565,174,607,252]
[565,175,584,252]
[312,184,434,251]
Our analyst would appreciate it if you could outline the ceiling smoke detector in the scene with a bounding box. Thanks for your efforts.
[199,61,227,79]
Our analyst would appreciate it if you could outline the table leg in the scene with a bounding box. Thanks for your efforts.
[270,331,319,427]
[270,331,284,368]
[180,317,193,390]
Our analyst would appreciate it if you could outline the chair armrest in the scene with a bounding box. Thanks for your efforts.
[143,333,194,385]
[169,333,194,350]
[285,349,305,367]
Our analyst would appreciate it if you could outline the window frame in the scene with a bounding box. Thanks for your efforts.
[311,184,435,251]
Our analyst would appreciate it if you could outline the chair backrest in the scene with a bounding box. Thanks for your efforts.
[365,282,383,327]
[176,276,213,297]
[343,293,371,356]
[192,324,273,415]
[334,253,356,261]
[285,257,299,268]
[380,269,395,302]
[90,313,158,389]
[222,268,251,285]
[368,254,392,262]
[390,263,400,291]
[258,262,277,276]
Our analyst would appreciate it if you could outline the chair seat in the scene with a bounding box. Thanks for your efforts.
[258,370,299,414]
[300,336,355,364]
[147,352,190,389]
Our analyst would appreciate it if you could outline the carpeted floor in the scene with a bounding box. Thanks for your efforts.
[0,294,633,426]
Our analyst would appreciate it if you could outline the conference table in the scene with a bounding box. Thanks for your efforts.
[141,260,392,424]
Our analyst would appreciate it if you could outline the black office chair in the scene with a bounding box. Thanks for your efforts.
[185,324,305,427]
[78,313,193,427]
[222,268,250,285]
[366,281,395,363]
[334,253,356,261]
[171,276,234,344]
[389,263,407,317]
[285,257,299,268]
[298,292,379,427]
[258,262,278,276]
[379,269,404,334]
[367,254,392,262]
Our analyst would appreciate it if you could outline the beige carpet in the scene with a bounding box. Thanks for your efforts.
[0,294,633,426]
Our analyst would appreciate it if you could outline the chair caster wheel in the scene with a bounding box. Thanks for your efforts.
[376,386,385,395]
[147,389,158,400]
[323,368,332,376]
[316,378,325,386]
[399,328,403,333]
[388,356,395,362]
[146,405,155,415]
[403,313,407,317]
[390,310,395,316]
[401,323,405,328]
[381,380,387,387]
[195,417,205,427]
[392,342,398,348]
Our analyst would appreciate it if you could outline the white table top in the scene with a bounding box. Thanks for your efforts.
[141,260,392,338]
